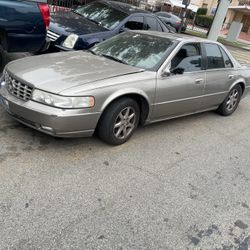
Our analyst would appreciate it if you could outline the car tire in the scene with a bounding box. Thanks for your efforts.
[217,84,242,116]
[97,97,140,145]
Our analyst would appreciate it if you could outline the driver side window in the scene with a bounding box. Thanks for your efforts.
[170,43,202,74]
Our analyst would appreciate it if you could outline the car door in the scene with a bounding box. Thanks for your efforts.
[200,43,238,109]
[152,43,206,120]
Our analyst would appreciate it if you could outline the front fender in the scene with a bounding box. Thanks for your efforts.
[100,88,151,113]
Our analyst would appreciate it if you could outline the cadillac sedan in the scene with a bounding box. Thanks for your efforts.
[0,31,250,145]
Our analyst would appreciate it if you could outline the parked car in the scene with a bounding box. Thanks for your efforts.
[1,31,250,145]
[46,0,171,51]
[0,0,50,71]
[155,11,186,32]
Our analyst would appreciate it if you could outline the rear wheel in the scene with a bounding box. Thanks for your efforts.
[217,85,242,116]
[97,98,140,145]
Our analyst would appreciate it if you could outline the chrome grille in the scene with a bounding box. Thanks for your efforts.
[6,74,33,101]
[47,30,60,42]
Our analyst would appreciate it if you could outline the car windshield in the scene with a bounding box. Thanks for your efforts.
[89,32,174,71]
[74,2,128,30]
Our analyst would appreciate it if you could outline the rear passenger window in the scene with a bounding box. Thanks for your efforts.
[145,17,157,31]
[124,16,144,30]
[204,43,225,69]
[220,47,233,68]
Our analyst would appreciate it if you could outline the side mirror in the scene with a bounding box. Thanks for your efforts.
[161,68,171,77]
[161,65,171,77]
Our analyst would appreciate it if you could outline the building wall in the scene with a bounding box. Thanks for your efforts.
[191,0,239,15]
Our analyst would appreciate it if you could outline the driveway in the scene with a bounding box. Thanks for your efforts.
[0,48,250,250]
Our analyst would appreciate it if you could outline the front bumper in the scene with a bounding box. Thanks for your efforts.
[0,83,101,138]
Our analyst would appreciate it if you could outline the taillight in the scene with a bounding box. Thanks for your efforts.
[176,21,181,24]
[38,3,50,29]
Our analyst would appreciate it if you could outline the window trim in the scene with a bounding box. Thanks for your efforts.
[170,42,206,74]
[219,46,234,69]
[158,41,207,77]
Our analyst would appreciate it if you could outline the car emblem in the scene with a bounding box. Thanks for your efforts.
[7,79,15,92]
[7,83,12,92]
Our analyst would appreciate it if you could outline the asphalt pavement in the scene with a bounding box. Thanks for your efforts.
[0,47,250,250]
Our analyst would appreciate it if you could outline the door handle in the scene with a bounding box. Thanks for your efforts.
[228,75,235,79]
[195,79,204,84]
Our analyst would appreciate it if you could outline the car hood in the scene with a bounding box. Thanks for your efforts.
[7,51,143,94]
[50,11,108,35]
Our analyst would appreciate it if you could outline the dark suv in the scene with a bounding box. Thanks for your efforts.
[0,0,50,70]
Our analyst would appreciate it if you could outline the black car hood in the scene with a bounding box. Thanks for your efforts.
[50,11,108,35]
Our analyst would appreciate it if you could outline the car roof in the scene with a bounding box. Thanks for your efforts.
[132,30,220,44]
[99,0,148,14]
[156,11,177,17]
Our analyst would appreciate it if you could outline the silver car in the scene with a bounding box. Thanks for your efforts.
[1,31,250,145]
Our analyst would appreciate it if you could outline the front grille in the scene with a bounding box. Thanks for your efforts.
[6,74,33,101]
[47,30,60,42]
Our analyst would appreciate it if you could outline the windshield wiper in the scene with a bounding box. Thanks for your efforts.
[73,10,83,17]
[87,18,101,25]
[101,54,128,65]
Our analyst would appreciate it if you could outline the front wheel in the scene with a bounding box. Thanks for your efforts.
[97,98,140,145]
[217,85,242,116]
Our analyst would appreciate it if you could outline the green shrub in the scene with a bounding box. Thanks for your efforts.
[197,8,208,15]
[195,15,213,28]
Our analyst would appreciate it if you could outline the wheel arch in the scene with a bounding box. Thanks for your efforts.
[229,79,246,94]
[99,90,151,126]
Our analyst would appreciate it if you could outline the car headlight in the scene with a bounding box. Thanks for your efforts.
[32,89,95,109]
[62,34,79,49]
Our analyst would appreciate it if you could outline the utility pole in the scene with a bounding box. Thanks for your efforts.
[207,0,231,40]
[207,0,221,36]
[178,0,190,33]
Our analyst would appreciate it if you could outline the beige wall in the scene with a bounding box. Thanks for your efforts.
[191,0,239,15]
[190,0,217,13]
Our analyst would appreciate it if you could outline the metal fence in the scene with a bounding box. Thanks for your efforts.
[47,0,140,12]
[47,0,93,12]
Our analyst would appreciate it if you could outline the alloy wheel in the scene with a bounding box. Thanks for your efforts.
[226,89,239,111]
[113,106,136,140]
